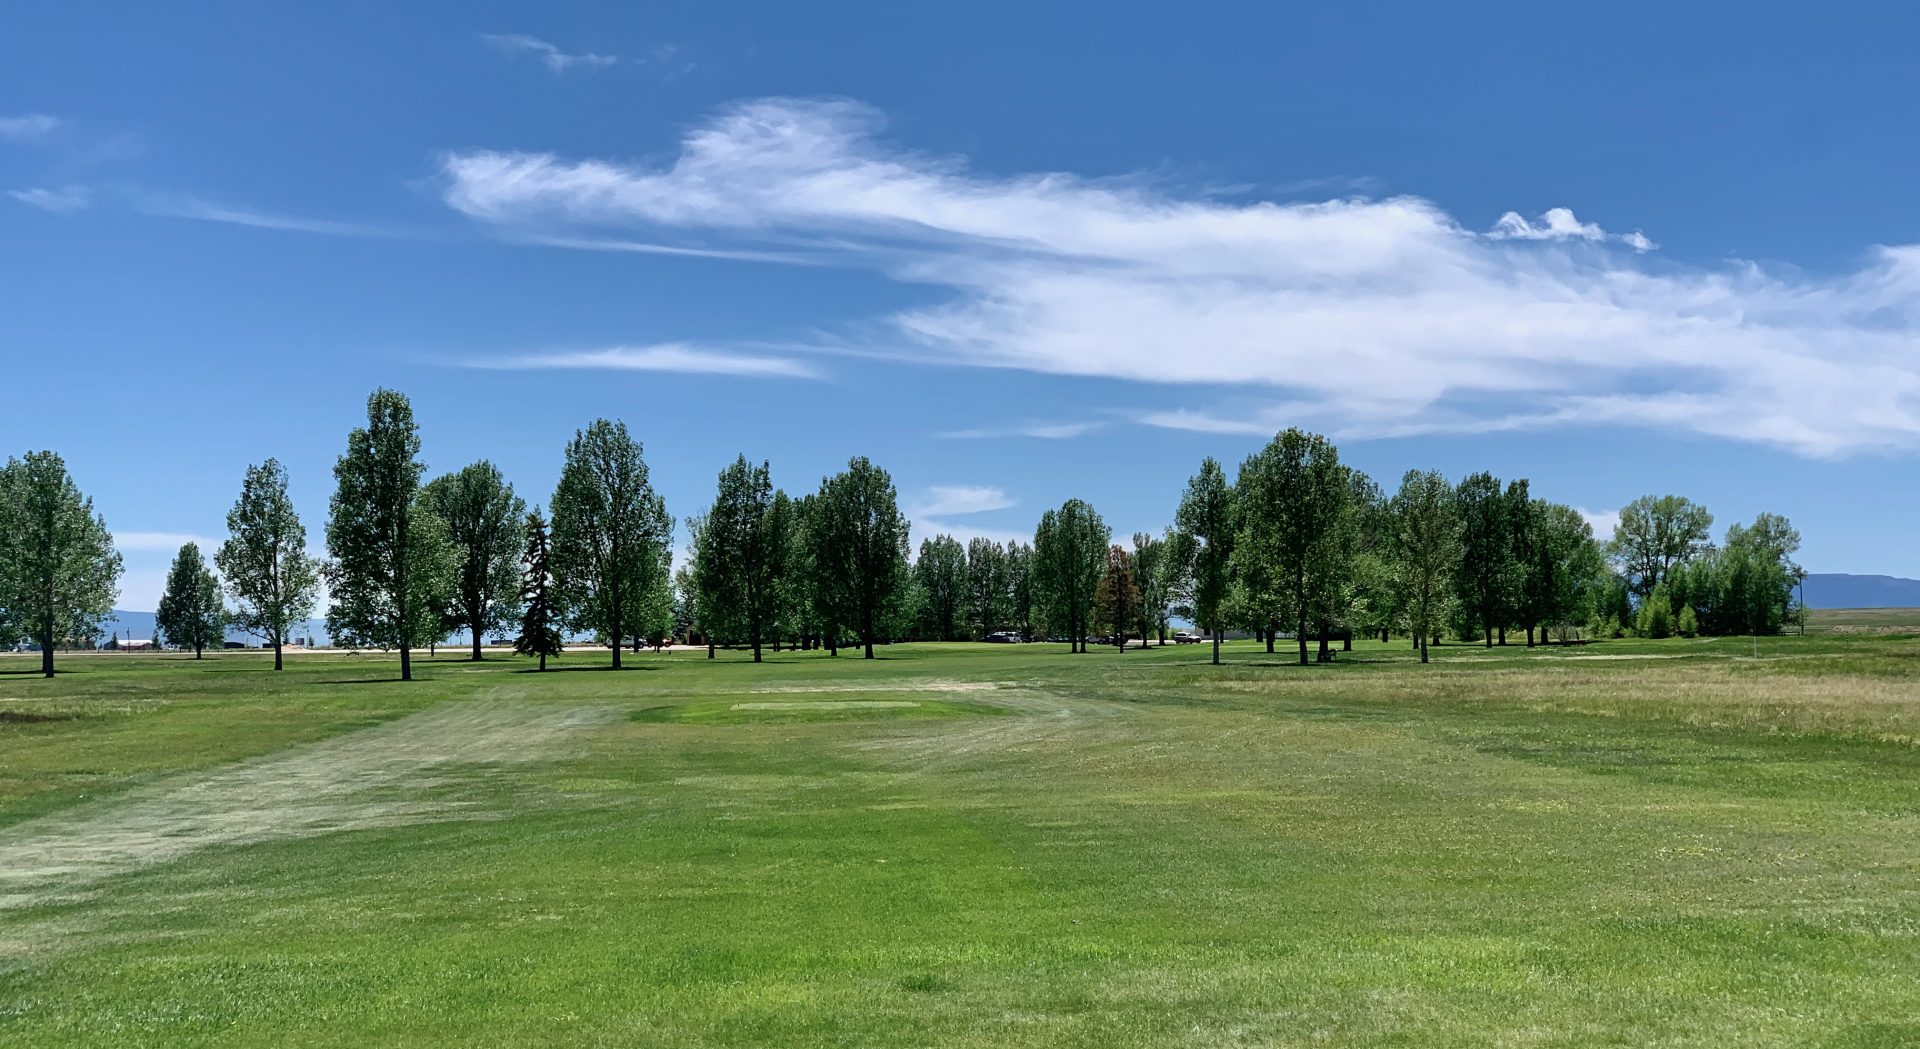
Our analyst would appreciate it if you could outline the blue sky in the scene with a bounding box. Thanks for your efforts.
[4,1,1918,610]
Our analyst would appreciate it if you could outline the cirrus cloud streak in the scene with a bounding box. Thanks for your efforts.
[438,98,1920,458]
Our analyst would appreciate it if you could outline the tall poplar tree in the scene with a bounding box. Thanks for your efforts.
[0,452,122,677]
[1132,530,1172,645]
[217,459,319,670]
[1032,498,1109,653]
[549,419,671,669]
[1453,472,1514,647]
[156,542,225,658]
[1175,457,1235,665]
[423,461,526,660]
[1094,544,1141,651]
[1234,429,1349,666]
[810,457,910,659]
[1390,469,1461,664]
[965,537,1008,639]
[914,534,968,641]
[691,456,790,662]
[325,388,451,681]
[1004,540,1034,640]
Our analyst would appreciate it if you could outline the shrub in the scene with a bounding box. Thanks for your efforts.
[1637,586,1674,640]
[1677,605,1699,638]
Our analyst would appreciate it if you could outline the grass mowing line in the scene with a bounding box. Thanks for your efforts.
[0,701,615,911]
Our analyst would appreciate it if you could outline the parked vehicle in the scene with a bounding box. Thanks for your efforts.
[1173,631,1202,644]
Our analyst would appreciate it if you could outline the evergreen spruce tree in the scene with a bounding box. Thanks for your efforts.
[513,508,563,670]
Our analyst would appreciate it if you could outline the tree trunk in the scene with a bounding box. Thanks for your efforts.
[1420,635,1429,664]
[707,639,715,659]
[1526,625,1535,648]
[1266,628,1276,655]
[1211,627,1221,666]
[538,650,546,671]
[194,643,204,659]
[40,628,54,678]
[273,637,284,671]
[1342,631,1352,652]
[1497,626,1506,646]
[1297,617,1309,666]
[1317,623,1331,663]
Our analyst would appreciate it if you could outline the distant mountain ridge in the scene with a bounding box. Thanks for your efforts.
[100,610,330,647]
[1800,573,1920,610]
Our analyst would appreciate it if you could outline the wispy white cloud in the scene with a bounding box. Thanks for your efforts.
[437,97,1920,458]
[0,113,59,141]
[117,531,219,553]
[466,342,822,379]
[134,193,399,237]
[1487,206,1655,252]
[7,185,89,212]
[904,485,1024,550]
[937,420,1103,440]
[506,232,817,265]
[482,34,617,74]
[1575,507,1620,542]
[907,485,1014,518]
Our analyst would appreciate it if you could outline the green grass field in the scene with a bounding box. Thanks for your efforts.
[2,634,1917,1047]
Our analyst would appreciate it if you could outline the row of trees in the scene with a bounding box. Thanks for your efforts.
[1,401,1807,679]
[1170,430,1801,665]
[681,455,912,661]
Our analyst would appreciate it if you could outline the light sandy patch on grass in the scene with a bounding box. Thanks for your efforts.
[731,700,922,711]
[0,702,614,910]
[743,680,999,695]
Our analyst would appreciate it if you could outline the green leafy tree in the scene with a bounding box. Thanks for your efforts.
[1132,531,1172,645]
[1234,429,1350,666]
[423,461,526,660]
[156,542,225,658]
[1637,582,1675,639]
[1453,472,1516,647]
[217,459,319,670]
[550,419,672,669]
[1389,469,1461,664]
[1503,479,1536,645]
[1004,540,1034,639]
[1529,502,1603,643]
[1032,498,1110,652]
[965,537,1009,639]
[690,456,791,661]
[1609,494,1714,598]
[325,389,455,680]
[513,508,563,670]
[1094,544,1141,651]
[1175,457,1236,665]
[0,452,122,677]
[810,457,910,658]
[913,534,968,641]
